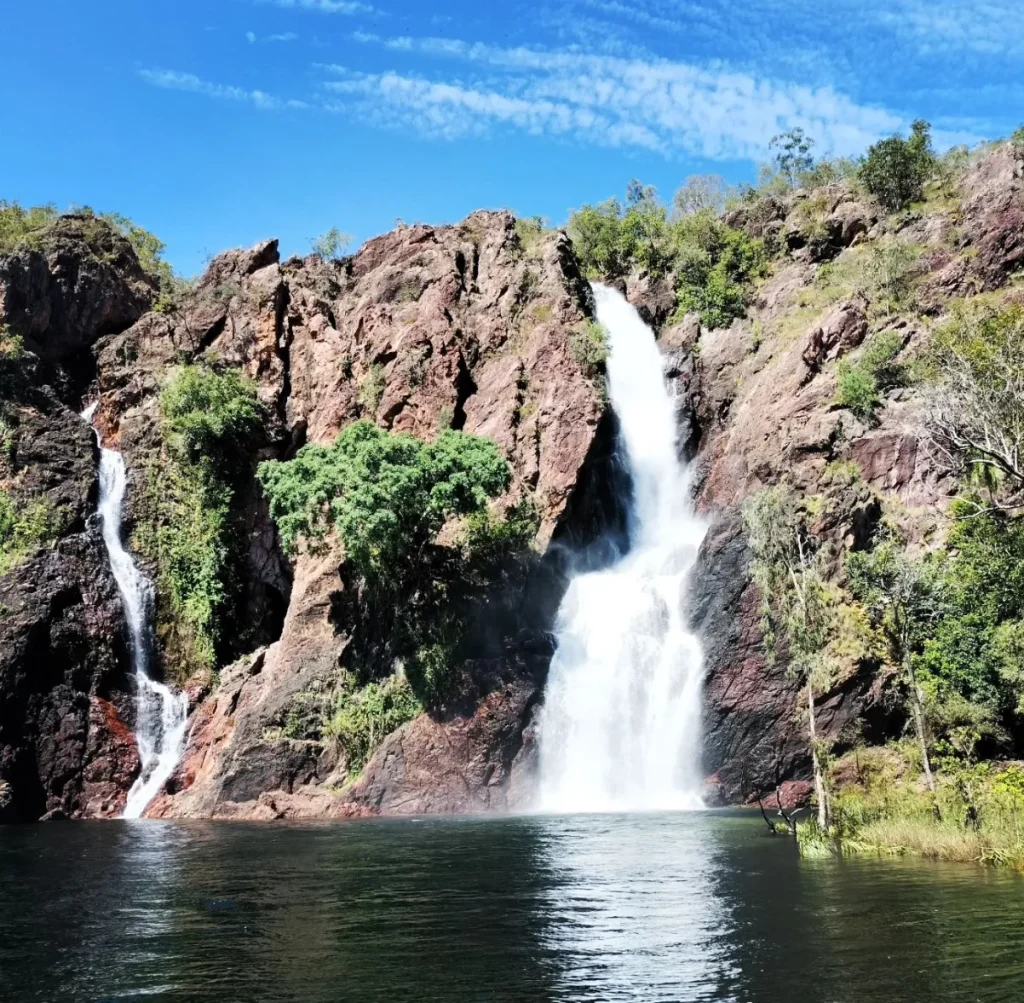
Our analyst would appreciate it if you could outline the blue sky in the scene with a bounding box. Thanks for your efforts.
[4,0,1022,275]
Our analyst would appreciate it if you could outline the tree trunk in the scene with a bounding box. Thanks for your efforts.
[808,680,830,831]
[905,654,936,793]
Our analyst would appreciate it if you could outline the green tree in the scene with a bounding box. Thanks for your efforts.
[860,120,935,211]
[847,541,944,791]
[742,485,841,830]
[926,304,1024,510]
[257,420,510,590]
[769,128,815,186]
[311,227,353,261]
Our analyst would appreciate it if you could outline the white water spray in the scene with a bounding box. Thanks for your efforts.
[537,284,707,812]
[82,404,188,819]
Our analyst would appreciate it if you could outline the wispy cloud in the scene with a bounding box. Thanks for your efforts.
[256,0,372,13]
[139,69,308,110]
[874,0,1024,56]
[246,30,300,43]
[332,36,905,159]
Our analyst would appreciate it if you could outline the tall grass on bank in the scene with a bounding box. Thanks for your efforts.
[796,748,1024,870]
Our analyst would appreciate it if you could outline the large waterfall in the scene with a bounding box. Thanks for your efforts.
[83,406,188,819]
[537,284,707,813]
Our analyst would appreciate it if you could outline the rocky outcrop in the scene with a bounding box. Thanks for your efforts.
[0,216,156,371]
[0,260,149,819]
[135,211,605,819]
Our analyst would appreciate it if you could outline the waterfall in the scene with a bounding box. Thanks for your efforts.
[82,405,188,819]
[537,284,707,813]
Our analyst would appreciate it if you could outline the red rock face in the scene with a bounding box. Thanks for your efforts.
[131,211,605,820]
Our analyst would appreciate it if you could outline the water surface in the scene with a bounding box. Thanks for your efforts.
[1,812,1021,1002]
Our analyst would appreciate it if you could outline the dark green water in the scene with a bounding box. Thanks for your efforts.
[1,812,1022,1003]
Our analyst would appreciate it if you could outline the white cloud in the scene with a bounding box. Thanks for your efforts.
[269,32,300,42]
[331,37,906,159]
[246,31,257,43]
[257,0,372,14]
[139,69,308,110]
[874,0,1024,56]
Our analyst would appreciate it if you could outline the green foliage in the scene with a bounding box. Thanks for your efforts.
[673,174,727,217]
[514,215,547,257]
[863,241,920,315]
[769,128,815,186]
[160,365,263,467]
[672,215,767,328]
[257,420,510,587]
[918,504,1024,732]
[311,227,352,261]
[569,320,609,377]
[0,201,58,253]
[1011,126,1024,149]
[325,675,422,773]
[567,181,671,278]
[860,120,935,211]
[99,210,175,293]
[136,366,264,677]
[358,364,386,414]
[834,329,906,423]
[0,327,25,393]
[0,488,63,576]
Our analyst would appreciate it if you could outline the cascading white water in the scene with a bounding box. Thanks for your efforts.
[82,405,188,819]
[537,284,707,813]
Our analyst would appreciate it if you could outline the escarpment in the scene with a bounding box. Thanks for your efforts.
[3,140,1024,821]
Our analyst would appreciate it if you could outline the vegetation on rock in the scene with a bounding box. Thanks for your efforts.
[134,365,264,679]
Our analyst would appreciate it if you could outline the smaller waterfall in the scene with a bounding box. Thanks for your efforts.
[82,405,188,819]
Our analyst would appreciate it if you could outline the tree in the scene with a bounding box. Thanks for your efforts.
[860,120,934,211]
[742,485,841,830]
[769,128,815,186]
[673,175,727,217]
[257,420,511,589]
[311,227,352,262]
[847,541,943,792]
[926,305,1024,511]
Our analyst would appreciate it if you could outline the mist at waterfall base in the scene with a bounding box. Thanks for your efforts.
[83,406,187,819]
[537,284,707,813]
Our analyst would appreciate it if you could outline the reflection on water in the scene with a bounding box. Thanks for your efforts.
[1,813,1022,1002]
[536,814,737,1001]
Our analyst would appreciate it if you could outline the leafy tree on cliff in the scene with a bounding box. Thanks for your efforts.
[847,540,944,791]
[925,304,1024,511]
[742,485,842,831]
[860,120,935,211]
[258,421,515,705]
[769,128,815,186]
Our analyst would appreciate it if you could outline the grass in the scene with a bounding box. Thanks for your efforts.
[798,747,1024,870]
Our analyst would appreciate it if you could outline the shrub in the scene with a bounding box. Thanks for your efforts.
[569,321,609,376]
[136,366,264,676]
[769,128,815,186]
[160,365,263,467]
[0,327,25,392]
[860,120,935,211]
[1011,126,1024,149]
[257,420,510,587]
[0,201,58,253]
[311,227,352,261]
[0,489,63,576]
[833,330,906,423]
[358,364,386,414]
[325,675,422,773]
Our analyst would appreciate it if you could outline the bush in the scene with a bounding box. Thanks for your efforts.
[358,364,386,414]
[0,201,58,253]
[833,330,906,423]
[160,365,263,467]
[569,321,609,377]
[860,120,935,211]
[136,366,264,676]
[311,227,352,261]
[0,327,25,392]
[257,420,510,588]
[0,489,63,577]
[672,217,766,328]
[325,675,422,773]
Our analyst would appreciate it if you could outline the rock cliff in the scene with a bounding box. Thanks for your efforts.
[3,142,1023,820]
